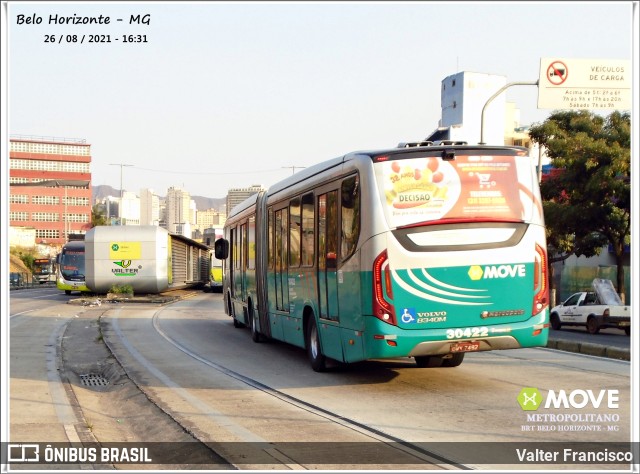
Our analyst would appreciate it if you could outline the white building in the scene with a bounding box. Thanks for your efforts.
[140,188,160,226]
[121,191,140,225]
[427,71,507,145]
[165,186,195,236]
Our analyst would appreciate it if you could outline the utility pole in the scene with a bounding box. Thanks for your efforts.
[109,163,133,225]
[282,165,306,175]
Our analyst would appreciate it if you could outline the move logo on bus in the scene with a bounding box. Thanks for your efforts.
[517,387,620,411]
[468,264,526,280]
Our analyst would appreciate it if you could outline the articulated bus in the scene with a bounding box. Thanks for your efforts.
[56,240,90,294]
[215,142,549,371]
[33,257,57,284]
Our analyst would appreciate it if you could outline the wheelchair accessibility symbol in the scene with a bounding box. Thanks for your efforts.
[401,308,417,324]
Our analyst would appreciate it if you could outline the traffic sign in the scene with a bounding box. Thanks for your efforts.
[538,58,631,110]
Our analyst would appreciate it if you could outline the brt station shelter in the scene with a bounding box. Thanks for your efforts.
[86,225,212,294]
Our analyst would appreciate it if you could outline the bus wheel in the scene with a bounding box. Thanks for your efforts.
[441,353,465,367]
[65,290,71,295]
[415,356,443,368]
[249,307,261,343]
[586,317,600,335]
[550,313,562,331]
[624,327,630,336]
[306,317,326,372]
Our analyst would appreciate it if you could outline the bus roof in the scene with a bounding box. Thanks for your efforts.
[227,143,530,219]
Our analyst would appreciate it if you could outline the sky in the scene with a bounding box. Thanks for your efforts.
[2,1,637,199]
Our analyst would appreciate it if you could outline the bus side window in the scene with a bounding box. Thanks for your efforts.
[341,175,360,262]
[289,197,301,268]
[301,192,314,267]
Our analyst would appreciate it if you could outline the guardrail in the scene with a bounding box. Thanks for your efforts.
[9,272,35,289]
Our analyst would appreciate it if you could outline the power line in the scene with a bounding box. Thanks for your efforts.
[282,165,306,175]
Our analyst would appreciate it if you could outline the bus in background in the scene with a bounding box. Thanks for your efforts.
[33,257,57,284]
[209,228,224,292]
[56,240,90,295]
[216,142,549,371]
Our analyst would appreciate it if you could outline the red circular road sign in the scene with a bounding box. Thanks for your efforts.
[546,61,568,85]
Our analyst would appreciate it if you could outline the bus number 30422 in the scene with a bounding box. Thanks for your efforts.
[446,327,489,339]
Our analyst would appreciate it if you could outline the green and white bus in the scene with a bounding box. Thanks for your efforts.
[216,142,549,371]
[56,240,90,295]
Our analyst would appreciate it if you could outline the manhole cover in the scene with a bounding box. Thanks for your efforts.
[79,374,109,387]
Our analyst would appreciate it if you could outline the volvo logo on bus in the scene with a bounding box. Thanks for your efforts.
[469,264,526,280]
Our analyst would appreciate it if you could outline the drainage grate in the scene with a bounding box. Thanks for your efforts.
[79,374,109,387]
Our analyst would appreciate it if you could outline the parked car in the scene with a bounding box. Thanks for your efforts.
[10,272,24,287]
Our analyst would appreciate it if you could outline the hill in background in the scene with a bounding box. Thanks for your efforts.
[92,185,226,212]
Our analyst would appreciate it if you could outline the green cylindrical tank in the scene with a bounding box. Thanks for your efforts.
[85,226,170,294]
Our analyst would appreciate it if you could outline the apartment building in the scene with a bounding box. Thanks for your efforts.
[9,135,92,245]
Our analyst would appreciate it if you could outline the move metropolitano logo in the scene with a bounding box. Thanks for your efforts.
[517,387,620,411]
[517,387,621,432]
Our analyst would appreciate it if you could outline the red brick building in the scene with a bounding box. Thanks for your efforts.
[9,136,92,245]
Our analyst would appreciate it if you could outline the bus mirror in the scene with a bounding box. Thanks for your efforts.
[214,238,229,260]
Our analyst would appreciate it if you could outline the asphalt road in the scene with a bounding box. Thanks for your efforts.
[7,287,633,470]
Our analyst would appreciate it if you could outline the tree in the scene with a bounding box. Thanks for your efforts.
[91,204,108,227]
[529,110,630,298]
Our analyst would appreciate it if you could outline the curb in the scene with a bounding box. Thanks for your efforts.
[547,337,630,361]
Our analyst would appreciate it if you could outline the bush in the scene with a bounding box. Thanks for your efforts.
[109,284,134,296]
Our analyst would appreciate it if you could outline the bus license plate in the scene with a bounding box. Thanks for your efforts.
[450,342,480,353]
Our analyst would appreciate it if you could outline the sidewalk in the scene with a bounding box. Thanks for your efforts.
[546,335,630,361]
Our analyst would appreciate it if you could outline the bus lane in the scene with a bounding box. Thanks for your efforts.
[99,293,633,469]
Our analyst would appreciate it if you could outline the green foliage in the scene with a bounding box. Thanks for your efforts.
[529,110,630,295]
[10,247,39,272]
[109,284,134,295]
[91,204,108,227]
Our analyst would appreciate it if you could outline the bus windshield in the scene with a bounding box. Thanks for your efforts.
[33,259,53,275]
[60,250,85,280]
[374,153,538,229]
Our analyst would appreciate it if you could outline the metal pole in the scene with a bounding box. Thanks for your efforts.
[479,80,539,145]
[109,163,133,225]
[64,185,68,242]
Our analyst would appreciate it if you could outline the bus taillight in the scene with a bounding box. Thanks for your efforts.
[373,250,397,325]
[533,243,549,315]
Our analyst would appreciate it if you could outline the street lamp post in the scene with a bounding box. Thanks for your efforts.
[109,163,133,225]
[479,80,539,145]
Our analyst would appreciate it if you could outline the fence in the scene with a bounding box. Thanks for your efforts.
[9,272,35,289]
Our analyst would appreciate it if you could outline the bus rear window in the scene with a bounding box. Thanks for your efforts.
[374,154,539,229]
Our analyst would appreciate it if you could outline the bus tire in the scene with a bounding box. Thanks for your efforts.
[229,297,244,328]
[624,327,630,336]
[249,305,261,343]
[65,290,71,295]
[586,317,600,335]
[441,353,465,367]
[415,356,443,368]
[550,313,562,331]
[306,316,326,372]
